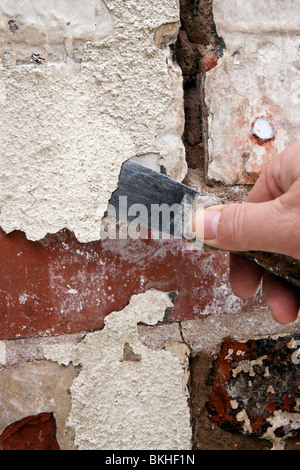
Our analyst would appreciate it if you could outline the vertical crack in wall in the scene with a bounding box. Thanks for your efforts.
[173,0,227,450]
[174,0,222,185]
[173,0,253,450]
[174,0,248,201]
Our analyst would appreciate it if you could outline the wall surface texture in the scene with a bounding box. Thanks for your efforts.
[0,0,300,451]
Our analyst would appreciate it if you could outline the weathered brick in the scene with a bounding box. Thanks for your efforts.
[0,227,256,340]
[207,334,300,449]
[0,413,59,450]
[205,0,300,185]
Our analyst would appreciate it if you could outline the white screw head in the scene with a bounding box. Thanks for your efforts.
[251,117,276,142]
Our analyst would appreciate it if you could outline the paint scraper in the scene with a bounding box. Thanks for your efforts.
[107,159,300,289]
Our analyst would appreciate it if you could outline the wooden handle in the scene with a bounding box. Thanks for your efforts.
[241,251,300,289]
[202,244,300,288]
[200,198,300,289]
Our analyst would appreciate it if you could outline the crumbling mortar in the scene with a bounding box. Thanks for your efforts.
[175,0,249,201]
[178,321,185,345]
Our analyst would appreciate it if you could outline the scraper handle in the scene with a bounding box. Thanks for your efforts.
[203,242,300,289]
[200,197,300,290]
[235,250,300,289]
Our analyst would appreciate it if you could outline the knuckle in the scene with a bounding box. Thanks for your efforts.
[232,203,246,238]
[276,198,300,259]
[219,203,246,244]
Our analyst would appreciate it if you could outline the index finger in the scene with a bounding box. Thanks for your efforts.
[246,141,300,203]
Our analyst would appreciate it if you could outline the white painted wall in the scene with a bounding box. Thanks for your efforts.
[44,290,192,450]
[205,0,300,184]
[0,0,186,242]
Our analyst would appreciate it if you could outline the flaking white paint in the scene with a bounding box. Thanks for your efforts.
[44,289,192,450]
[205,0,300,184]
[0,0,114,66]
[0,0,186,242]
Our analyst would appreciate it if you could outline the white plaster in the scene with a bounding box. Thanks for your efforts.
[0,360,77,449]
[0,0,186,242]
[236,409,252,435]
[263,410,300,450]
[205,0,300,184]
[0,0,113,58]
[44,290,192,450]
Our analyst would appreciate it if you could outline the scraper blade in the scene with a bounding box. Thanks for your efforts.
[107,159,300,289]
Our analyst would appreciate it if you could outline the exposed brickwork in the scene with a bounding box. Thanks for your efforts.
[189,353,271,450]
[206,335,300,448]
[0,413,59,450]
[174,0,247,201]
[0,227,255,340]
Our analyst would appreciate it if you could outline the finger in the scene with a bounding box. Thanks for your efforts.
[246,159,282,203]
[247,140,300,203]
[229,253,264,299]
[262,271,300,324]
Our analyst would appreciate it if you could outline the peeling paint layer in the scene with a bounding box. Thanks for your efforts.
[205,0,300,184]
[0,0,185,242]
[44,290,192,450]
[207,334,300,449]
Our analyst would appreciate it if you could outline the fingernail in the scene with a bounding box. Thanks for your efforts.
[192,207,222,241]
[203,209,221,239]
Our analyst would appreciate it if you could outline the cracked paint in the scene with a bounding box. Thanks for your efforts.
[44,289,192,450]
[205,0,300,184]
[0,0,186,242]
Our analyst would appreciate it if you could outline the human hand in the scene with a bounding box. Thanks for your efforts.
[193,141,300,324]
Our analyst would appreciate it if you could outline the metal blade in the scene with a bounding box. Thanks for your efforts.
[106,159,300,290]
[107,159,222,239]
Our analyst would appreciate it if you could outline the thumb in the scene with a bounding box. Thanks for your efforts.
[192,199,294,256]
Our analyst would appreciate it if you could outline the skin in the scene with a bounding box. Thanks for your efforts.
[193,140,300,324]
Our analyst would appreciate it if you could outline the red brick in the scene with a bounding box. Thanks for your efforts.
[207,335,300,440]
[202,56,218,72]
[0,228,256,339]
[0,413,59,450]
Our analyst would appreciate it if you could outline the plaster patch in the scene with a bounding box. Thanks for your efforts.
[0,0,113,66]
[0,0,186,242]
[44,289,192,450]
[0,360,77,449]
[263,410,300,450]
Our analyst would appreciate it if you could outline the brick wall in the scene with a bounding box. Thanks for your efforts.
[0,0,300,451]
